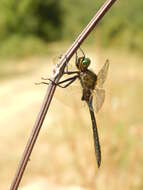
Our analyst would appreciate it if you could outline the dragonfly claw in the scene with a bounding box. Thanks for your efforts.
[41,77,55,84]
[35,82,49,86]
[41,77,49,80]
[35,82,42,85]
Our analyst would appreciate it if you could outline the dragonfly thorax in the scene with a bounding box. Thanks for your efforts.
[79,70,97,102]
[76,56,91,72]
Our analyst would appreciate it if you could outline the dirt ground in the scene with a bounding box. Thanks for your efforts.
[1,49,143,190]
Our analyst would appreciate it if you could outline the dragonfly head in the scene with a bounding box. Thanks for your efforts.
[76,57,91,71]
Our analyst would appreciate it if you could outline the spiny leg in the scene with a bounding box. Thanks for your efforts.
[64,71,79,75]
[79,47,85,57]
[58,76,78,88]
[63,54,80,75]
[41,53,79,82]
[38,51,80,87]
[38,75,78,88]
[41,71,79,82]
[64,49,85,73]
[52,75,78,88]
[75,51,78,66]
[63,54,78,74]
[75,47,86,67]
[41,69,79,85]
[75,47,85,60]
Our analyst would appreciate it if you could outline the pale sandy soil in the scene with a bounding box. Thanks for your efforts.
[1,50,143,190]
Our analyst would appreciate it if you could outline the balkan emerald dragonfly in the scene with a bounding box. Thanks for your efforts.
[40,48,109,168]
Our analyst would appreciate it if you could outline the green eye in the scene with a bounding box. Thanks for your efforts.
[82,58,91,66]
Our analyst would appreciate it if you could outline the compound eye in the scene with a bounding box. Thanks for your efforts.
[82,58,91,66]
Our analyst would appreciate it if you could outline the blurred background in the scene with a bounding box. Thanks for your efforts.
[0,0,143,189]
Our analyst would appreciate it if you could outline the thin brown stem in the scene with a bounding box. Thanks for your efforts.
[10,0,117,189]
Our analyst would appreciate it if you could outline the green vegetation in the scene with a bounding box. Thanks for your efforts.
[61,0,143,52]
[0,0,143,57]
[0,0,63,41]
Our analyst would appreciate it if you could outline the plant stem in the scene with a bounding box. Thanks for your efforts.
[10,1,117,189]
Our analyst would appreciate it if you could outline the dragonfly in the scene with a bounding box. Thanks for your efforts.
[40,48,109,168]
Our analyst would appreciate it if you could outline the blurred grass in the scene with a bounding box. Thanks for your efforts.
[0,1,143,60]
[0,45,143,189]
[0,36,50,59]
[0,1,143,189]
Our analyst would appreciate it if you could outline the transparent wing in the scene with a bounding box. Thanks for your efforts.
[54,79,84,108]
[96,59,109,88]
[53,53,77,71]
[93,89,105,113]
[41,54,77,80]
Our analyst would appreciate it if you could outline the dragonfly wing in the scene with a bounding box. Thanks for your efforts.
[93,89,105,113]
[53,54,75,71]
[55,80,83,107]
[96,59,109,88]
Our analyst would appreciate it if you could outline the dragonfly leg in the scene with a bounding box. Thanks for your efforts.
[63,54,80,75]
[79,47,85,57]
[75,51,78,66]
[39,75,78,88]
[41,77,49,80]
[75,46,85,59]
[53,75,78,88]
[75,47,85,68]
[57,75,78,88]
[41,71,79,83]
[63,54,69,73]
[64,71,79,75]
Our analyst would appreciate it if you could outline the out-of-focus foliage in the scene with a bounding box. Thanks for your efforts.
[61,0,143,52]
[0,0,63,41]
[100,0,143,51]
[0,0,143,57]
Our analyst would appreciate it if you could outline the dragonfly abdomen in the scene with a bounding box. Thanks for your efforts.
[81,89,91,101]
